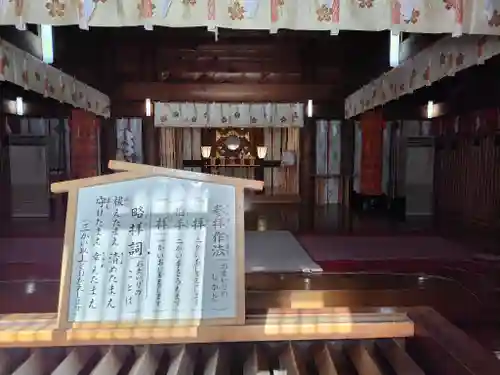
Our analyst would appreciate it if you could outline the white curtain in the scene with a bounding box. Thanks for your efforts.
[154,102,304,128]
[116,118,143,163]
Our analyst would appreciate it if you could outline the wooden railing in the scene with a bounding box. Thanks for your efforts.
[0,308,498,375]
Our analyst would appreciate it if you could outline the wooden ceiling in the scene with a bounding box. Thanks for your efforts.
[49,27,395,117]
[0,26,449,119]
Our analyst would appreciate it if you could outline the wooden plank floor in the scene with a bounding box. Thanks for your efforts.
[0,340,422,375]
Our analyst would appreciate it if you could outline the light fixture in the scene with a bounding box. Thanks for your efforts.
[307,99,313,118]
[201,146,212,158]
[41,25,54,64]
[15,97,24,116]
[389,32,401,68]
[257,146,267,159]
[145,98,152,117]
[426,100,434,119]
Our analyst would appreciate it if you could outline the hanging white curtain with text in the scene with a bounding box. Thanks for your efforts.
[154,102,304,128]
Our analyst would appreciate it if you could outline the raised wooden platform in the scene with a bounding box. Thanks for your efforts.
[0,309,413,348]
[0,308,498,375]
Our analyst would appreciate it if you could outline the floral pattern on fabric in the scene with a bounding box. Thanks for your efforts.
[46,0,66,18]
[316,4,333,21]
[228,0,245,20]
[357,0,374,9]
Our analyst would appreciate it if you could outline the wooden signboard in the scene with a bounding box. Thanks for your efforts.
[51,160,263,329]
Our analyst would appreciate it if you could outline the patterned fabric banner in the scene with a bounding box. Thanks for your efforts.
[345,35,500,118]
[0,38,110,118]
[0,0,492,35]
[154,102,304,127]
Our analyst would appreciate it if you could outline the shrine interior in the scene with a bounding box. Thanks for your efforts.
[1,11,500,374]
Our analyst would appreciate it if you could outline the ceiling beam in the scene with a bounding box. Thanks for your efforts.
[113,82,338,102]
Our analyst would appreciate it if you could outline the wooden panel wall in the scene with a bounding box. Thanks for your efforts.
[159,128,183,169]
[263,128,300,196]
[434,110,500,231]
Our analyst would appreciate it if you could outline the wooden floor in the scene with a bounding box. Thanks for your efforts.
[0,203,435,237]
[1,203,500,351]
[0,307,498,375]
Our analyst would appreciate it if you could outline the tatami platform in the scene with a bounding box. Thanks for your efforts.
[245,231,323,273]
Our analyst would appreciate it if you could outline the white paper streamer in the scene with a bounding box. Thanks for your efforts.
[78,0,94,29]
[162,0,173,18]
[244,0,260,19]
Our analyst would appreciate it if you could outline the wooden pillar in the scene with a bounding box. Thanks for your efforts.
[0,85,10,220]
[340,120,354,205]
[143,116,158,165]
[299,118,316,231]
[360,110,384,197]
[70,109,100,178]
[99,117,117,174]
[339,120,354,231]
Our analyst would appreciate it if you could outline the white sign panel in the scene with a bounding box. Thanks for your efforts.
[68,176,236,323]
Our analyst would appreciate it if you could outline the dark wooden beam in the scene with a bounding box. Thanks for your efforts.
[1,99,69,118]
[157,60,306,74]
[157,72,304,84]
[0,28,42,59]
[114,82,338,103]
[0,81,70,118]
[399,34,443,64]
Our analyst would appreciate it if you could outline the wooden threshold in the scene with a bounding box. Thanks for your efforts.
[0,309,413,348]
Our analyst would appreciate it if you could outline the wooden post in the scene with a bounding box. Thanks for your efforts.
[70,109,100,178]
[299,118,315,231]
[340,120,354,230]
[0,85,10,220]
[99,117,117,174]
[143,116,158,166]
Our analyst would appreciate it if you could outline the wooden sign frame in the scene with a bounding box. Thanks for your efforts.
[51,160,263,330]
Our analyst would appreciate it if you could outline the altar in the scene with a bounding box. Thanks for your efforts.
[152,102,302,199]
